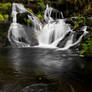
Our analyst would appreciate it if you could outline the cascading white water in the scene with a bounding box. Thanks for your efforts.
[8,3,88,50]
[8,3,41,47]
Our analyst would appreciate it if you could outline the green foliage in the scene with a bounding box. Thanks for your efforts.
[57,0,64,4]
[0,2,11,10]
[38,1,45,10]
[36,13,43,20]
[80,21,92,57]
[77,17,85,24]
[70,17,92,57]
[27,19,32,26]
[0,2,11,22]
[0,14,4,21]
[0,14,9,21]
[4,14,9,20]
[28,0,34,1]
[80,37,92,57]
[71,17,85,29]
[26,8,34,14]
[72,17,85,24]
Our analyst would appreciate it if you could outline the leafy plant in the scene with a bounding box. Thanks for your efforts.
[80,38,92,57]
[71,17,85,29]
[0,14,4,21]
[36,13,43,20]
[38,1,45,10]
[26,8,34,14]
[4,14,9,20]
[0,2,11,10]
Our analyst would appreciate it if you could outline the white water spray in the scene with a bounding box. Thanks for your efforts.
[8,3,88,50]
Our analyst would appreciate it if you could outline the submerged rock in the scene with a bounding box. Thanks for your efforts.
[21,83,48,92]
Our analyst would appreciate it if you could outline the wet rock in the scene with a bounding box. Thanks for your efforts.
[21,83,48,92]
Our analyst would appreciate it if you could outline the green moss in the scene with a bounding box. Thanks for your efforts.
[38,1,45,10]
[0,2,11,10]
[4,14,9,20]
[80,39,92,57]
[80,27,92,57]
[0,3,11,22]
[26,8,34,14]
[0,14,4,21]
[71,17,85,30]
[27,19,32,26]
[36,13,43,20]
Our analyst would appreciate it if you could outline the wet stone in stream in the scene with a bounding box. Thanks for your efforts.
[21,83,49,92]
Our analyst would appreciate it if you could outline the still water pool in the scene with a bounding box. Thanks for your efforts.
[0,48,92,92]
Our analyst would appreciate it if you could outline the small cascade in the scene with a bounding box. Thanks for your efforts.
[8,3,40,47]
[8,3,88,50]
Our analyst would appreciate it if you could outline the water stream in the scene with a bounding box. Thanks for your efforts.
[0,48,92,92]
[8,3,88,49]
[1,3,91,92]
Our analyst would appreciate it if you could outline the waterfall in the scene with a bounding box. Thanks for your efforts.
[8,3,88,50]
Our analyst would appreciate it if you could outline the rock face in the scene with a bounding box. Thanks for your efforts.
[0,22,10,47]
[8,23,38,47]
[21,83,48,92]
[21,82,74,92]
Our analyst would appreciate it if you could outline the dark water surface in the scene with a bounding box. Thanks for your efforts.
[0,48,92,92]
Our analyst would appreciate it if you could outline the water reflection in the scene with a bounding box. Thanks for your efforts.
[0,48,91,92]
[8,48,82,78]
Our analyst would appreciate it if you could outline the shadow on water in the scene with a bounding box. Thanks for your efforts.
[0,48,92,92]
